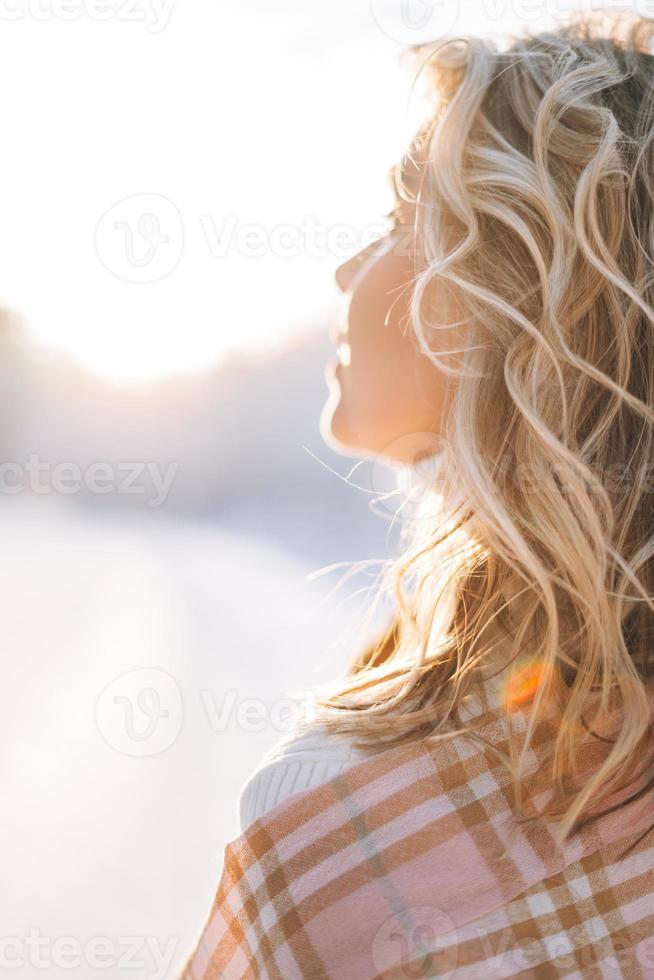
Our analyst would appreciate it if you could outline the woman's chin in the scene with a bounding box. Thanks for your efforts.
[320,392,376,460]
[320,389,344,447]
[320,389,356,454]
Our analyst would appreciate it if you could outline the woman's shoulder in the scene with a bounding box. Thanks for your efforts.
[238,724,367,832]
[237,669,510,832]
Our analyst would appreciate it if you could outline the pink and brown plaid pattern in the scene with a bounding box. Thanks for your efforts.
[182,687,654,979]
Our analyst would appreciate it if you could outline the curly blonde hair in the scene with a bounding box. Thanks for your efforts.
[311,12,654,840]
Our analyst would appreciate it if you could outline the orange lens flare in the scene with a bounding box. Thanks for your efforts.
[504,660,553,711]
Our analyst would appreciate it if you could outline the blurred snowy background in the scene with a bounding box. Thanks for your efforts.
[0,0,643,976]
[0,319,399,979]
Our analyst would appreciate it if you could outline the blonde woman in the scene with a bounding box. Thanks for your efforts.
[184,13,654,978]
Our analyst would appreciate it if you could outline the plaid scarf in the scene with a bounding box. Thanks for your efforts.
[182,683,654,979]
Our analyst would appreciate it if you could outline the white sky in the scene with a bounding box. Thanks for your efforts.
[0,0,644,380]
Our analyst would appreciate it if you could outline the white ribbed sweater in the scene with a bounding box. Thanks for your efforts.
[238,726,368,832]
[238,671,509,832]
